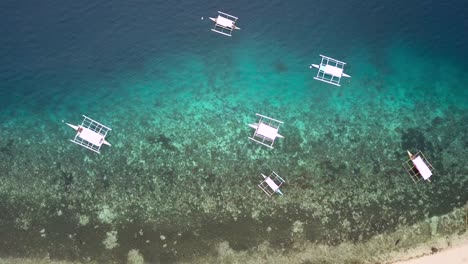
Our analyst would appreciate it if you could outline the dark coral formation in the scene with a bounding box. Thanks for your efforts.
[401,128,433,153]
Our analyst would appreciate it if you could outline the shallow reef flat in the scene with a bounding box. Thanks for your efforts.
[0,44,467,263]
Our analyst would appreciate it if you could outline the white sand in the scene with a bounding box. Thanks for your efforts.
[393,241,468,264]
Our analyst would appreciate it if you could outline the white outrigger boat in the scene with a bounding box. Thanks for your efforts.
[248,113,284,149]
[210,11,240,37]
[65,115,111,154]
[258,171,285,197]
[310,55,350,86]
[402,150,435,183]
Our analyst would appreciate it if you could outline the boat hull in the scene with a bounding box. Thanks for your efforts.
[310,64,350,78]
[210,17,240,30]
[66,122,111,146]
[310,64,319,69]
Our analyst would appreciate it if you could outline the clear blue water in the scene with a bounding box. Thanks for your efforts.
[0,0,467,262]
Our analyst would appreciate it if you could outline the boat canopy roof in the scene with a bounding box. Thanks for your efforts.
[210,11,239,37]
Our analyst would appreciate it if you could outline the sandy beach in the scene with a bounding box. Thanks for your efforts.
[393,239,468,264]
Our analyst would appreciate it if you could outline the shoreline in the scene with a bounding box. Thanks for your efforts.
[391,237,468,264]
[1,236,466,264]
[0,208,466,264]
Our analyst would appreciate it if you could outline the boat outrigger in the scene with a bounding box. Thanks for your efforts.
[65,115,111,154]
[210,11,240,37]
[310,55,350,86]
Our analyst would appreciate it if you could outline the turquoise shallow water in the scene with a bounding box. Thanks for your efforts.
[0,0,467,263]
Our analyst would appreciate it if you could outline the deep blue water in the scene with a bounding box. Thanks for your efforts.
[1,0,467,98]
